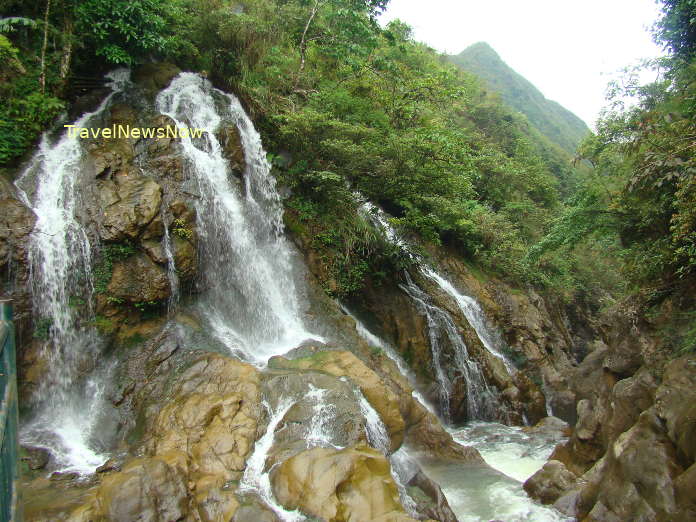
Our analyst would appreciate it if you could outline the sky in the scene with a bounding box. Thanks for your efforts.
[379,0,665,128]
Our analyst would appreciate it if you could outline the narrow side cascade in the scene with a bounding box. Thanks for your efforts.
[14,70,131,473]
[400,273,500,423]
[342,305,437,414]
[239,399,305,522]
[305,385,342,449]
[355,389,419,517]
[421,267,516,374]
[156,73,319,366]
[361,199,507,423]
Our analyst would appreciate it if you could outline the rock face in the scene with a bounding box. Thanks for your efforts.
[271,445,418,522]
[270,350,405,452]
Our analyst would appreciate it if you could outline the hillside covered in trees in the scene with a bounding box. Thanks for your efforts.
[449,42,590,155]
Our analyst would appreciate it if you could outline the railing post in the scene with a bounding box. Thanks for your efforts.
[0,300,11,322]
[0,298,19,521]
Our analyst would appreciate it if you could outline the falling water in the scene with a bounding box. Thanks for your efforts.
[305,385,342,449]
[341,304,437,414]
[156,73,318,366]
[161,218,180,314]
[239,399,305,522]
[14,70,131,473]
[355,389,419,517]
[400,273,500,422]
[421,267,516,374]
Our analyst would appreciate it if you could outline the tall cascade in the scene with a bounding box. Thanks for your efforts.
[362,201,504,422]
[15,70,130,473]
[156,73,318,365]
[421,267,516,374]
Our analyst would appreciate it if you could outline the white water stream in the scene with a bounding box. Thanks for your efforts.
[156,73,320,366]
[15,70,131,473]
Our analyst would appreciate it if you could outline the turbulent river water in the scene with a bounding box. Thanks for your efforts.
[16,69,569,520]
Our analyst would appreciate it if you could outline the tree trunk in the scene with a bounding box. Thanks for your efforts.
[39,0,52,94]
[295,0,322,89]
[59,13,74,91]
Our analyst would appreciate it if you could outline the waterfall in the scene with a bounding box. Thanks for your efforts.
[341,304,437,414]
[161,218,180,315]
[14,70,130,473]
[355,389,419,517]
[421,267,516,374]
[360,199,506,423]
[239,399,305,522]
[400,272,500,422]
[305,385,342,449]
[156,73,319,366]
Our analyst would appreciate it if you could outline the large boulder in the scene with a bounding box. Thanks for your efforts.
[107,252,170,303]
[269,350,405,452]
[271,445,417,522]
[524,460,578,505]
[98,170,163,241]
[654,355,696,463]
[70,452,190,522]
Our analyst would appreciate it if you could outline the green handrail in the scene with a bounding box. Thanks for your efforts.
[0,300,19,521]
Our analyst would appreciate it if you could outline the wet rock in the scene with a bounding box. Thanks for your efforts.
[144,354,261,483]
[269,350,405,452]
[523,460,578,504]
[271,445,417,521]
[172,236,197,281]
[132,63,181,94]
[141,239,167,264]
[218,125,246,175]
[574,408,683,520]
[263,371,367,466]
[407,470,458,522]
[96,457,122,474]
[99,170,162,241]
[75,453,189,521]
[108,252,170,303]
[20,445,50,470]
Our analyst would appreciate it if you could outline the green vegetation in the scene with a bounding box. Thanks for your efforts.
[93,243,136,294]
[3,0,694,311]
[91,315,116,335]
[32,317,52,340]
[171,218,193,240]
[449,43,590,157]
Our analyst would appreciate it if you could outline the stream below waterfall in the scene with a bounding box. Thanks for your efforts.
[420,422,571,521]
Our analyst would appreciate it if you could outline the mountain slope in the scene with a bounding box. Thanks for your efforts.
[449,42,590,154]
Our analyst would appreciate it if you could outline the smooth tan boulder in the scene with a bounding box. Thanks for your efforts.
[524,460,578,504]
[655,356,696,463]
[271,445,417,522]
[271,351,405,452]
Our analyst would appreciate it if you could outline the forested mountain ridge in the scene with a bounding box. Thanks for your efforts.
[449,42,590,155]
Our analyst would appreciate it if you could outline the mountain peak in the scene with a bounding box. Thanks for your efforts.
[448,43,589,154]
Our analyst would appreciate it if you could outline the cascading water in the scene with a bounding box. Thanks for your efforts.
[156,73,318,366]
[355,389,419,517]
[400,272,499,422]
[239,399,305,522]
[421,267,516,375]
[305,385,342,448]
[360,200,503,422]
[161,217,180,314]
[340,304,437,413]
[15,70,130,473]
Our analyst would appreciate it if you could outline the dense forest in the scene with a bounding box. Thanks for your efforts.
[1,0,694,344]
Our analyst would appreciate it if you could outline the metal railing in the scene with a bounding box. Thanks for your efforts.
[0,300,19,521]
